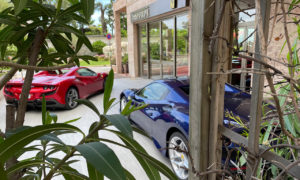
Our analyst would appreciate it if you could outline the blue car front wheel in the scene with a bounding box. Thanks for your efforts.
[168,132,189,180]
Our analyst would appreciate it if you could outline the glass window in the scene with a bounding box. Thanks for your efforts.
[162,18,174,78]
[176,14,189,77]
[149,22,161,79]
[138,83,169,100]
[139,24,148,77]
[77,68,97,77]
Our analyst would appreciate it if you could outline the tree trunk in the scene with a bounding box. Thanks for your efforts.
[15,28,45,128]
[100,5,107,34]
[5,105,22,180]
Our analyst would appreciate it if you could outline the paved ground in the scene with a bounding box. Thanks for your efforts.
[0,67,171,179]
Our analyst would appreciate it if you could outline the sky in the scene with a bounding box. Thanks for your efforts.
[91,0,111,26]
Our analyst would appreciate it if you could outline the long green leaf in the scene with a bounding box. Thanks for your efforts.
[87,162,104,180]
[61,170,89,180]
[56,0,63,15]
[103,69,114,114]
[14,0,28,15]
[124,169,135,180]
[109,130,162,180]
[0,124,82,162]
[0,163,7,180]
[27,1,52,17]
[81,35,93,51]
[39,133,65,145]
[42,95,46,125]
[60,165,89,180]
[81,0,94,20]
[51,23,83,37]
[59,3,81,17]
[0,15,16,26]
[75,142,126,180]
[103,114,133,139]
[7,160,52,176]
[64,117,81,124]
[86,122,104,180]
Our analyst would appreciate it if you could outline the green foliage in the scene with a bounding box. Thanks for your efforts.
[121,28,127,37]
[150,42,160,60]
[0,0,95,67]
[122,53,128,64]
[92,40,106,55]
[177,29,188,55]
[85,25,103,35]
[47,47,56,54]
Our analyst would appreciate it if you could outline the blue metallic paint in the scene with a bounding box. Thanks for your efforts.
[120,79,252,156]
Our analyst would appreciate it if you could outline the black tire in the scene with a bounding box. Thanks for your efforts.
[65,87,79,110]
[168,132,189,180]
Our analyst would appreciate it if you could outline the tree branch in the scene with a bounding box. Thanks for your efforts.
[0,58,23,91]
[0,62,75,71]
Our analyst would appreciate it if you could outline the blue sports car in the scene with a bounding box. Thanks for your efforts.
[120,78,254,179]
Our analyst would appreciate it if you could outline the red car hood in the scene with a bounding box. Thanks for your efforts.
[7,75,73,86]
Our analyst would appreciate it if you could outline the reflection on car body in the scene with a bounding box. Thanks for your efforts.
[120,77,271,180]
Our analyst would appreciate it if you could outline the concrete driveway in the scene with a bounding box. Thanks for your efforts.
[0,69,172,179]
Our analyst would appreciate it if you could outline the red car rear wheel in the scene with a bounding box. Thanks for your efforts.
[65,87,79,109]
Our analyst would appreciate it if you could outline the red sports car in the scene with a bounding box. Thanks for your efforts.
[3,67,108,109]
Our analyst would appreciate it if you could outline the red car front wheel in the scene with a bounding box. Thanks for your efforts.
[65,87,79,109]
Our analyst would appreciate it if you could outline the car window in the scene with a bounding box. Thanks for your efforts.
[138,83,169,100]
[61,69,70,74]
[180,85,189,95]
[77,68,97,77]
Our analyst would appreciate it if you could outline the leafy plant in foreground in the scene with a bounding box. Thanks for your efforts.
[1,69,177,180]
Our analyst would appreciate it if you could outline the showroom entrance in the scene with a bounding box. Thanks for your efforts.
[138,13,189,79]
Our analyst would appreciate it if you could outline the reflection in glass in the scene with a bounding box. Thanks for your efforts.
[149,22,161,79]
[176,14,189,76]
[139,24,148,77]
[162,18,174,78]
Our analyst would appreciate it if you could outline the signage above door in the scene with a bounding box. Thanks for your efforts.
[131,0,189,23]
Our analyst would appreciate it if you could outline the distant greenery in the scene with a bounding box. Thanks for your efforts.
[92,40,106,55]
[85,25,103,35]
[150,42,160,60]
[80,57,110,66]
[177,29,188,55]
[122,54,128,64]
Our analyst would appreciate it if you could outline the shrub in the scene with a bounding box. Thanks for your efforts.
[97,56,109,61]
[92,40,106,55]
[122,54,128,64]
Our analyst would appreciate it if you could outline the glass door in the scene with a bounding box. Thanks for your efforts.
[149,22,161,79]
[176,14,189,77]
[162,18,174,78]
[139,24,148,77]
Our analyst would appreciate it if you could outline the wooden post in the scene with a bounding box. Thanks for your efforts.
[246,0,271,179]
[114,11,123,74]
[208,1,232,180]
[189,0,215,179]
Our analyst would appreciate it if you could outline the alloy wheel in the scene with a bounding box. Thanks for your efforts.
[66,88,78,109]
[168,134,189,180]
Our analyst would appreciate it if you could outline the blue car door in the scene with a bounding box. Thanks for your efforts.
[130,83,170,136]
